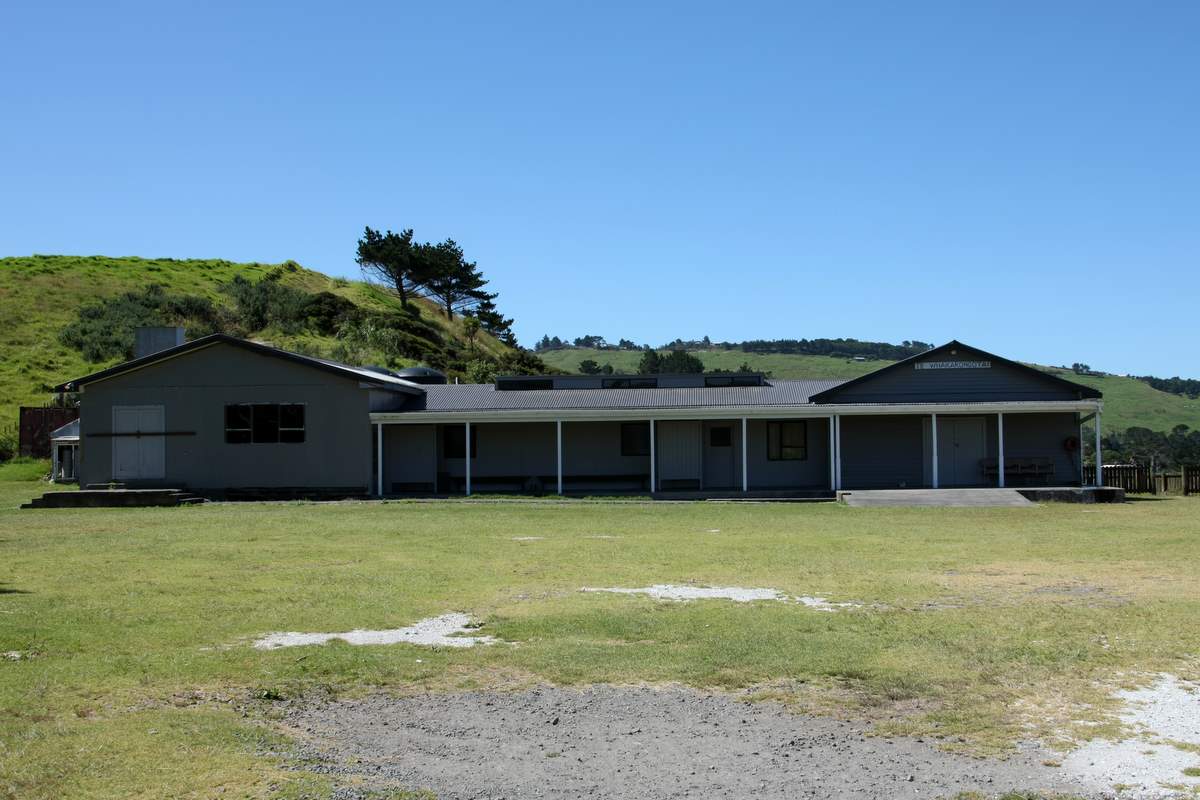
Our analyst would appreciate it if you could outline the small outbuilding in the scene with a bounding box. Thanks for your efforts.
[49,419,80,483]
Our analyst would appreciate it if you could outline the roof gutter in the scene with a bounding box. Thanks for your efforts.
[370,399,1102,425]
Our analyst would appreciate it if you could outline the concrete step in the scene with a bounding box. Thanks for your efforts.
[839,489,1034,508]
[22,489,205,509]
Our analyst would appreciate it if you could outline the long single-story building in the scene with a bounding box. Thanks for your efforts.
[54,332,1105,498]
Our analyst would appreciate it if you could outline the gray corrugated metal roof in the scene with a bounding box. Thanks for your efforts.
[55,334,424,394]
[50,419,79,440]
[409,379,846,412]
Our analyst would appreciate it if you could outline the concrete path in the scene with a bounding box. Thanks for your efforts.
[840,489,1033,508]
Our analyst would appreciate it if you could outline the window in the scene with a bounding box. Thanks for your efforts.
[225,403,305,444]
[620,422,650,456]
[443,425,477,459]
[279,404,305,443]
[224,404,252,444]
[497,378,554,390]
[704,375,762,387]
[603,377,658,389]
[709,426,732,447]
[767,421,807,460]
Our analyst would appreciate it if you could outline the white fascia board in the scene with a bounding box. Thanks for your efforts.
[370,399,1102,425]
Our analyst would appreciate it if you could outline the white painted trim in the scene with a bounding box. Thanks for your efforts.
[649,419,656,493]
[997,413,1005,488]
[931,413,939,489]
[371,400,1102,426]
[556,420,563,495]
[741,417,748,492]
[828,415,836,490]
[465,421,472,496]
[833,415,842,491]
[1094,410,1103,487]
[376,423,383,496]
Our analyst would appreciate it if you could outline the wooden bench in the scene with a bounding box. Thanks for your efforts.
[980,457,1056,485]
[437,474,649,494]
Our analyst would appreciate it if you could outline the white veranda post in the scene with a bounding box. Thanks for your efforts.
[828,416,836,491]
[1094,409,1103,487]
[741,417,748,492]
[375,423,383,497]
[556,420,563,495]
[649,419,656,493]
[465,421,472,496]
[833,415,843,491]
[997,413,1005,488]
[931,413,939,489]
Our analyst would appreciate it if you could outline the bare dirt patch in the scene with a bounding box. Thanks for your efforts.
[1060,674,1200,798]
[279,685,1082,799]
[579,584,859,611]
[252,613,497,650]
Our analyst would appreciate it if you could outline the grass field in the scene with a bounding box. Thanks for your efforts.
[2,473,1199,798]
[538,347,1200,435]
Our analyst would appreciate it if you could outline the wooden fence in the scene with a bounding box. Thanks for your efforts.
[1082,465,1198,495]
[18,406,79,459]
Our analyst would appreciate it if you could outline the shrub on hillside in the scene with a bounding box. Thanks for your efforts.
[59,285,223,362]
[301,291,362,336]
[219,274,309,334]
[0,425,17,463]
[335,313,449,367]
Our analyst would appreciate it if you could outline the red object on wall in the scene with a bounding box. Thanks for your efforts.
[18,407,79,458]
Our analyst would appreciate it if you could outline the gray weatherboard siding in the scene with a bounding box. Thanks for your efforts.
[816,347,1090,404]
[78,342,374,490]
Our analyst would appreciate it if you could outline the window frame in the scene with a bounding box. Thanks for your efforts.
[224,403,306,445]
[603,377,658,389]
[767,420,807,461]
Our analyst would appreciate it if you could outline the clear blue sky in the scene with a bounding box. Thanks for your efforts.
[2,1,1197,377]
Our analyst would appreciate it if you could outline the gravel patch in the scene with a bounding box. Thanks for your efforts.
[580,584,859,611]
[280,685,1080,799]
[511,536,545,541]
[252,613,497,650]
[1061,674,1200,798]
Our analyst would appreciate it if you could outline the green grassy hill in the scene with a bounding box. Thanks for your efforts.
[538,347,1200,435]
[0,255,513,427]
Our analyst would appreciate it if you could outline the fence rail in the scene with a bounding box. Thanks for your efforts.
[1082,465,1198,495]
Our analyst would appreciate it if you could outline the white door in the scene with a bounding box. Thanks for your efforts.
[937,417,986,486]
[112,406,165,480]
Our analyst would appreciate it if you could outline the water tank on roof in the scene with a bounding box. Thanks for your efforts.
[395,366,448,385]
[362,365,401,378]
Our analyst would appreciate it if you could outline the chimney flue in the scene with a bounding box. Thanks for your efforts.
[134,327,186,359]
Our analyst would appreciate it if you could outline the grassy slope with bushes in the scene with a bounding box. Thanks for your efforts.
[0,255,514,426]
[538,348,1200,435]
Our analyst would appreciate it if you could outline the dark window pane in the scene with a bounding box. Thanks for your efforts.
[252,404,279,443]
[442,426,476,458]
[279,428,305,443]
[279,404,305,430]
[225,429,252,444]
[603,378,658,389]
[768,421,807,460]
[498,378,553,390]
[620,422,650,456]
[225,404,251,430]
[709,427,732,447]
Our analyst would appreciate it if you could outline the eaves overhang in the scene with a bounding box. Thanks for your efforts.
[370,399,1103,425]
